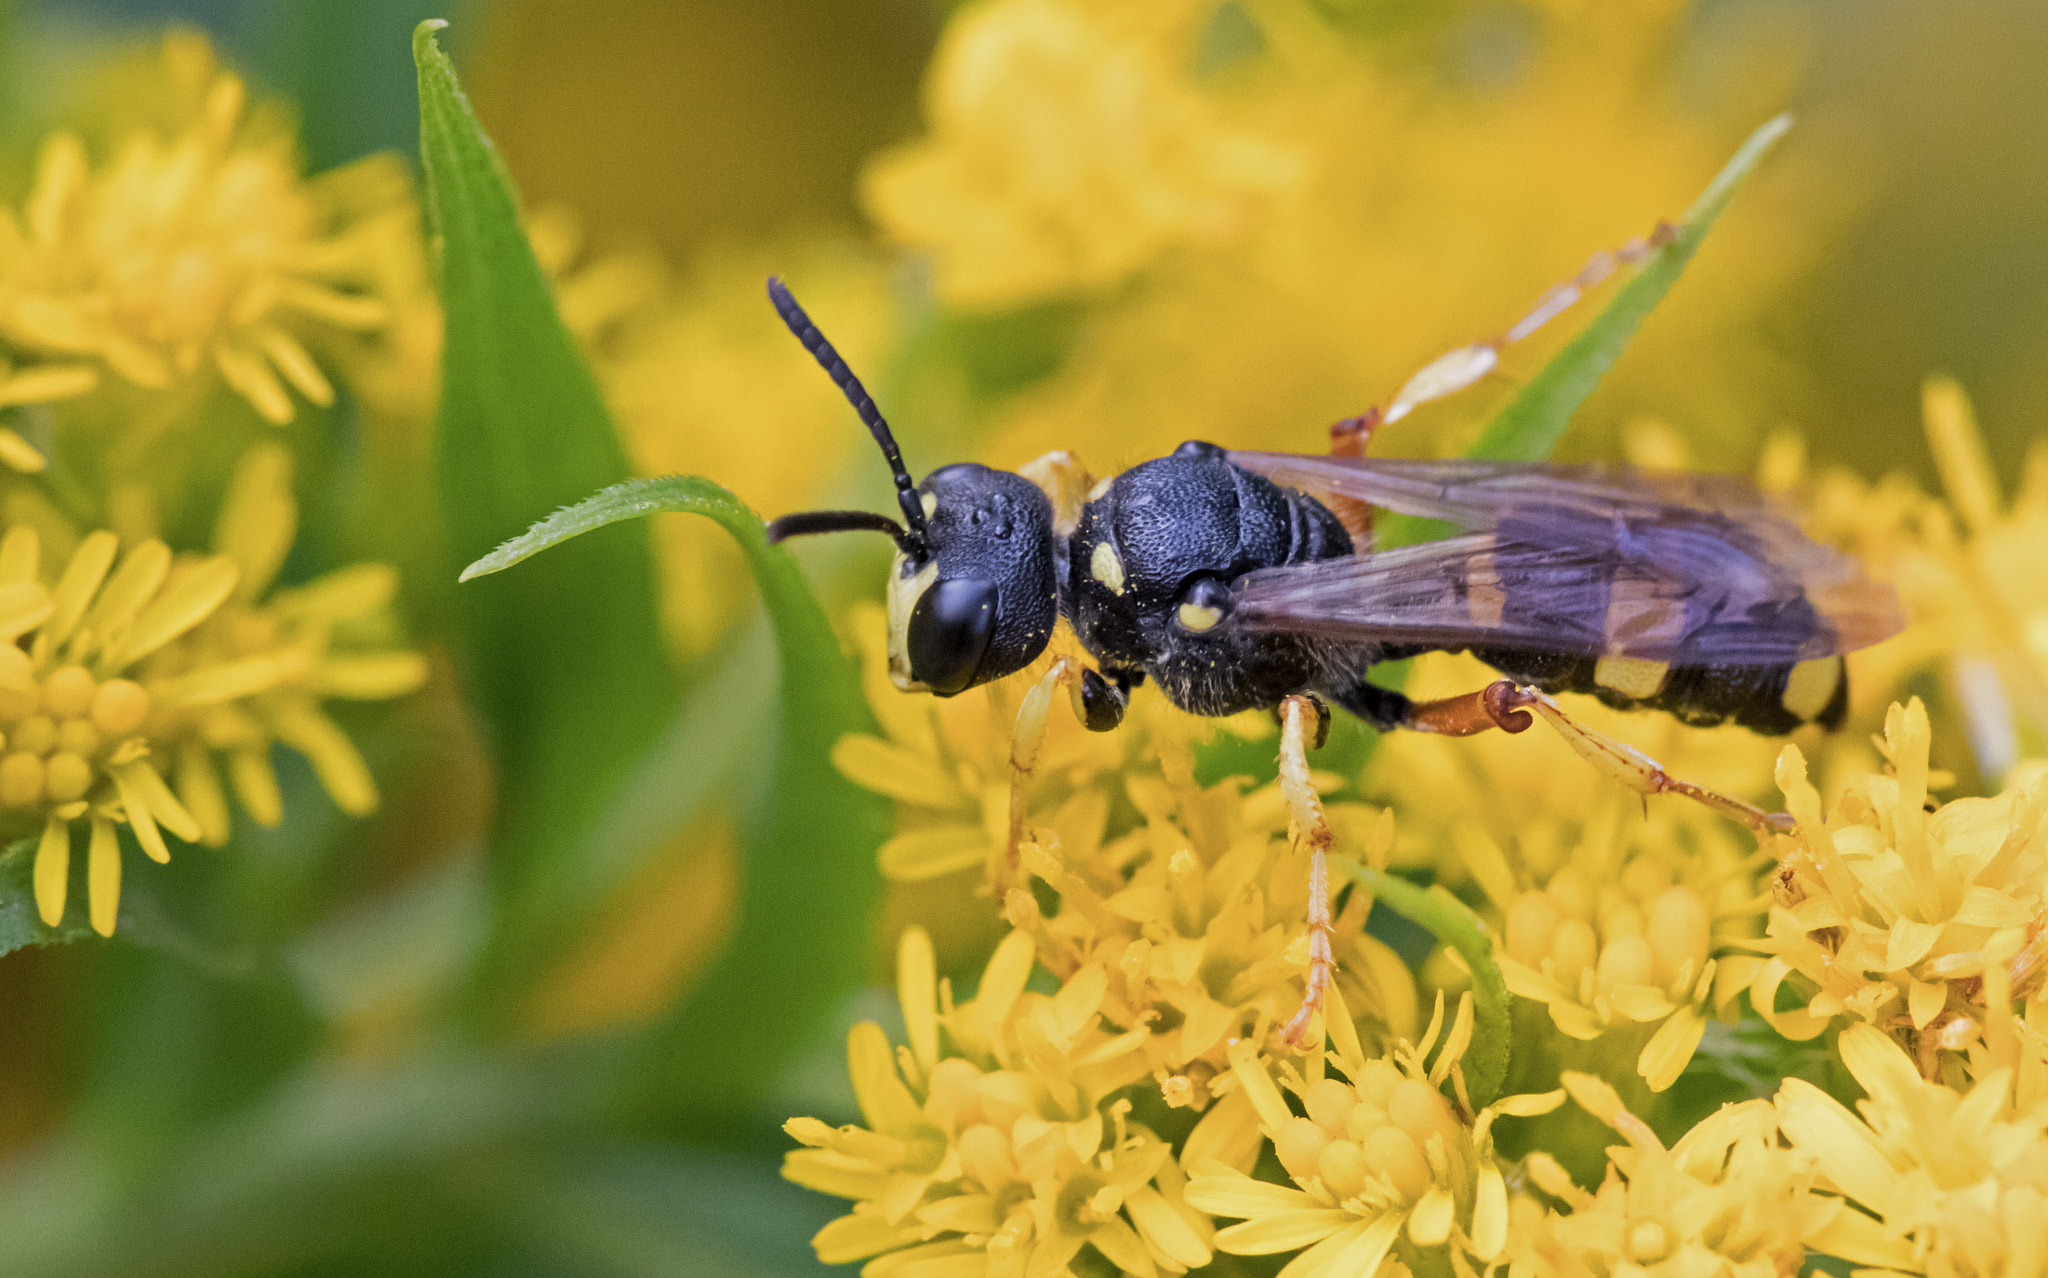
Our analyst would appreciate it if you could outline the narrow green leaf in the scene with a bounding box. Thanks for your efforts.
[1468,114,1792,464]
[464,474,888,1128]
[1339,864,1510,1106]
[0,836,95,954]
[414,20,677,992]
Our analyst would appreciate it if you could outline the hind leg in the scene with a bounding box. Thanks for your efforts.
[1334,677,1791,832]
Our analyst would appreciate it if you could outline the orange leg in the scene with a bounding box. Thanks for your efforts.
[1277,695,1338,1049]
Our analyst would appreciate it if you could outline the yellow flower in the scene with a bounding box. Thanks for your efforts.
[1751,697,2048,1077]
[1780,378,2048,780]
[0,33,405,426]
[1371,653,1773,1092]
[7,441,423,935]
[1186,991,1564,1278]
[833,602,1125,885]
[141,442,427,842]
[1011,717,1420,1101]
[784,926,1213,1277]
[864,0,1304,309]
[1506,1072,1820,1278]
[1776,1022,2048,1278]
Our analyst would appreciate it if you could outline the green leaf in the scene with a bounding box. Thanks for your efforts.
[414,21,678,996]
[463,475,889,1129]
[1338,864,1510,1106]
[0,835,96,954]
[1470,114,1792,464]
[0,835,255,970]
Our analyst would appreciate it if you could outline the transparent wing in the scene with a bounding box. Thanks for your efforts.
[1227,455,1903,663]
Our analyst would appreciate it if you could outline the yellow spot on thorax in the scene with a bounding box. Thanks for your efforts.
[1090,541,1125,595]
[1780,656,1841,721]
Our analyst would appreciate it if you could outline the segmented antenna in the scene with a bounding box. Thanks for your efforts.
[767,277,928,547]
[764,509,907,545]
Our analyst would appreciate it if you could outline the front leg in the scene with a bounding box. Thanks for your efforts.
[1070,666,1144,732]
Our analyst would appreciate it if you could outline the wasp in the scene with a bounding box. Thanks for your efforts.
[762,240,1903,1047]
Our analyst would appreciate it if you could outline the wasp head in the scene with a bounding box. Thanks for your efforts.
[763,278,1058,697]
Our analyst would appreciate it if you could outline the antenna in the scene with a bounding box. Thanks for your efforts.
[767,277,928,552]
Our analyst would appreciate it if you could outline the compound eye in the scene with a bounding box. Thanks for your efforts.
[907,576,999,696]
[1173,575,1233,634]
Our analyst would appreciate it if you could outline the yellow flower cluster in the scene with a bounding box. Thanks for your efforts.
[1784,378,2048,781]
[10,441,422,934]
[1189,994,1564,1278]
[785,927,1211,1277]
[1506,1074,1819,1278]
[0,33,413,431]
[1753,698,2048,1076]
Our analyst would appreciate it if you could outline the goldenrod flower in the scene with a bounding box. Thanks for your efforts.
[1186,992,1563,1278]
[8,441,422,935]
[1784,378,2048,780]
[1751,698,2048,1075]
[1505,1073,1819,1278]
[1011,724,1419,1101]
[784,926,1214,1277]
[1373,654,1771,1092]
[0,34,404,426]
[864,0,1303,308]
[1776,1022,2048,1277]
[144,442,427,843]
[834,603,1124,884]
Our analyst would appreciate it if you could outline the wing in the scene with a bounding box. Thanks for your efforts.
[1227,456,1903,665]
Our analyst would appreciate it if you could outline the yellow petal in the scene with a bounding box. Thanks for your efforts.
[1184,1169,1321,1219]
[229,746,284,827]
[1470,1163,1508,1260]
[0,580,55,641]
[1125,1185,1211,1270]
[268,700,377,815]
[832,734,967,808]
[1923,375,2001,535]
[250,327,334,407]
[1290,1212,1400,1278]
[0,428,47,472]
[1637,1007,1707,1092]
[78,540,171,664]
[846,1022,920,1135]
[1776,1078,1895,1208]
[897,927,939,1074]
[1885,917,1944,973]
[213,443,297,600]
[1907,978,1947,1031]
[1225,1038,1293,1132]
[1084,1216,1154,1278]
[171,744,231,847]
[0,525,39,584]
[810,1213,921,1265]
[315,653,428,700]
[1408,1188,1454,1245]
[215,343,295,424]
[43,530,118,653]
[103,555,238,670]
[1834,1024,1923,1112]
[33,813,70,926]
[109,763,174,862]
[877,825,987,881]
[1212,1209,1356,1255]
[87,816,120,937]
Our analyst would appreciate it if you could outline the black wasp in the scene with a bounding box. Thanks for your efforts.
[760,275,1902,1044]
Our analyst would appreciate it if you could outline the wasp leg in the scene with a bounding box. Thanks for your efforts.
[999,658,1078,901]
[1485,682,1793,833]
[1372,221,1678,428]
[1277,694,1339,1049]
[1070,666,1143,732]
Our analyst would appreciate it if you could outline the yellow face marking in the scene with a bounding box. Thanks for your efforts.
[1090,541,1126,596]
[1177,602,1223,633]
[920,492,937,519]
[1781,656,1842,721]
[1086,476,1114,503]
[1593,655,1670,700]
[885,553,939,692]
